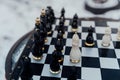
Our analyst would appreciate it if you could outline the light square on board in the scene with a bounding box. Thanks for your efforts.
[81,67,102,80]
[115,49,120,59]
[29,53,47,64]
[82,47,99,57]
[63,55,81,67]
[97,40,114,49]
[32,75,41,80]
[107,21,120,28]
[65,19,70,26]
[100,58,119,69]
[81,21,95,27]
[41,64,62,78]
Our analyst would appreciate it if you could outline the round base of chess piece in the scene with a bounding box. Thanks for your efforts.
[101,42,110,47]
[32,55,43,60]
[85,42,95,47]
[49,69,61,74]
[71,28,78,32]
[85,0,119,14]
[70,59,80,63]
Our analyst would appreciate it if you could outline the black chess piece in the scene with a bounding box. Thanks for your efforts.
[60,8,65,19]
[47,6,55,24]
[52,50,63,63]
[46,22,52,35]
[85,26,95,47]
[71,14,78,32]
[20,56,33,80]
[68,66,77,80]
[57,31,64,39]
[32,30,44,60]
[34,17,40,30]
[40,9,47,25]
[55,39,64,52]
[50,56,61,74]
[39,22,48,43]
[57,19,65,34]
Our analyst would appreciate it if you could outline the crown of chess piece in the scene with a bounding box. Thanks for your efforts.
[49,56,61,74]
[52,50,63,63]
[85,26,95,47]
[70,33,81,63]
[20,56,33,80]
[68,66,77,80]
[72,14,78,32]
[101,26,111,47]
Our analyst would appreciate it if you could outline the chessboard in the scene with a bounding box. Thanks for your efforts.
[6,18,120,80]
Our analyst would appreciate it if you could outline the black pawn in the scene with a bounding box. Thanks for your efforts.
[52,50,63,63]
[55,39,64,52]
[20,56,32,80]
[46,23,52,35]
[34,17,40,30]
[32,31,44,60]
[47,6,55,24]
[50,57,61,74]
[72,14,78,30]
[57,31,64,39]
[32,43,43,60]
[85,26,95,47]
[68,66,77,80]
[60,8,65,19]
[40,9,46,25]
[57,20,65,34]
[39,22,47,42]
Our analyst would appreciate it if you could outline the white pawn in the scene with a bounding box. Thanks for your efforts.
[117,26,120,40]
[70,33,81,63]
[101,26,111,47]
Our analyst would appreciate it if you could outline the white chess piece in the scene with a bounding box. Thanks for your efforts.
[117,27,120,40]
[70,33,81,63]
[101,27,111,47]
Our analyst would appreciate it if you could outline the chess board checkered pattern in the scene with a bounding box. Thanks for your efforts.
[20,19,120,80]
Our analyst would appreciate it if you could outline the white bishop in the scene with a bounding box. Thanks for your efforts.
[101,26,111,47]
[70,33,81,63]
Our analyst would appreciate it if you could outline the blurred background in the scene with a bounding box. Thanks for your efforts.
[0,0,120,79]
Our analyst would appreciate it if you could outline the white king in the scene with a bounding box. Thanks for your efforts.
[70,33,81,63]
